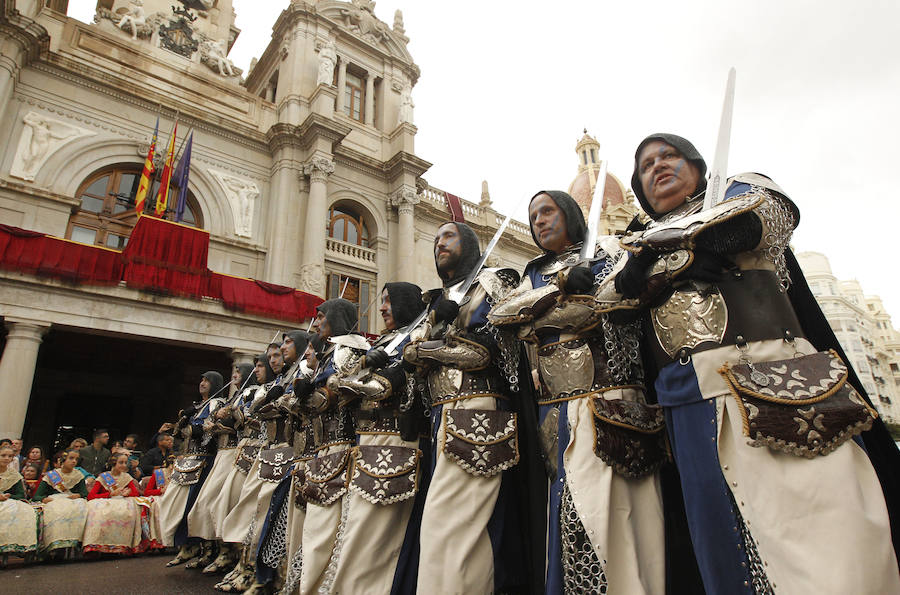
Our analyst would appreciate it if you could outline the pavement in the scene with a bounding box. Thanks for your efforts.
[1,552,226,594]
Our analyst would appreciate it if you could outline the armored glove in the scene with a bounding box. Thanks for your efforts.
[301,387,332,414]
[676,249,731,285]
[561,265,594,294]
[432,300,460,325]
[294,377,314,398]
[364,347,390,371]
[615,250,658,298]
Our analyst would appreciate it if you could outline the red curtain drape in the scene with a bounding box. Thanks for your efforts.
[121,215,210,298]
[212,274,323,322]
[0,224,123,285]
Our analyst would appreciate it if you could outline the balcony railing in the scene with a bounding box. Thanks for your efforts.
[326,237,376,264]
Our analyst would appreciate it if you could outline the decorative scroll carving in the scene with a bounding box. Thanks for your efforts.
[304,157,335,183]
[10,112,96,182]
[209,169,259,238]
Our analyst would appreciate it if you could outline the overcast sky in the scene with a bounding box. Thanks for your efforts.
[68,1,900,319]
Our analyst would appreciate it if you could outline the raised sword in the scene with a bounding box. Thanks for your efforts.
[703,68,736,211]
[580,157,609,261]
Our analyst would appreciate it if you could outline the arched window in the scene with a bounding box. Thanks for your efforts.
[327,205,369,248]
[66,165,203,249]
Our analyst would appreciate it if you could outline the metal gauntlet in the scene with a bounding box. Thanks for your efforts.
[335,373,393,403]
[403,335,491,371]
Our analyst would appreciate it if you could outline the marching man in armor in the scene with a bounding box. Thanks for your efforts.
[159,371,225,567]
[329,282,428,593]
[488,191,665,594]
[620,133,900,594]
[403,221,526,594]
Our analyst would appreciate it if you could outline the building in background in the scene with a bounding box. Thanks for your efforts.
[797,251,900,426]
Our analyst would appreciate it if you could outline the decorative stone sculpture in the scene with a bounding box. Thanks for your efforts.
[340,0,390,43]
[398,85,414,125]
[209,169,259,238]
[298,263,325,296]
[118,0,146,40]
[10,112,96,182]
[201,39,235,77]
[316,39,337,87]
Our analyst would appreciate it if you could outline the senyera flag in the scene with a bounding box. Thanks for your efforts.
[154,121,178,216]
[133,118,158,216]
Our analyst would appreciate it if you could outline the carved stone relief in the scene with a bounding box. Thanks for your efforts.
[298,263,326,296]
[209,169,259,238]
[10,112,97,182]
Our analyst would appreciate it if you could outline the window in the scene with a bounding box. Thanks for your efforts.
[327,273,372,333]
[328,205,369,247]
[344,72,365,122]
[66,165,202,248]
[590,148,597,163]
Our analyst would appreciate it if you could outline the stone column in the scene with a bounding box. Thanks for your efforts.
[364,74,375,126]
[0,321,50,439]
[335,60,347,114]
[391,186,420,282]
[299,156,334,297]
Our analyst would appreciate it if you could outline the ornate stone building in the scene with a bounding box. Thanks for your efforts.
[797,251,900,426]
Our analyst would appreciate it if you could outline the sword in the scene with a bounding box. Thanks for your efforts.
[703,68,736,211]
[579,158,609,261]
[385,213,513,355]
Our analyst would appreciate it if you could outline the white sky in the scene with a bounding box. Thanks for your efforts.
[67,1,900,319]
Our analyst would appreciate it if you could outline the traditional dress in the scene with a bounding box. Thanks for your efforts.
[490,191,666,595]
[328,283,430,595]
[624,133,900,594]
[83,471,142,554]
[33,468,88,554]
[404,222,529,594]
[0,468,38,557]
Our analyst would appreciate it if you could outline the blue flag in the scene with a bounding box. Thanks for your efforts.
[174,132,193,223]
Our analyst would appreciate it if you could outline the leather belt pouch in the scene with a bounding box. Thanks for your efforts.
[303,448,350,506]
[234,444,258,474]
[589,397,668,478]
[442,409,519,477]
[172,455,205,485]
[257,446,295,482]
[350,445,420,505]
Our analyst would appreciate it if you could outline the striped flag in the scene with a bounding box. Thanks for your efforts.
[174,132,193,223]
[133,118,158,215]
[154,121,178,216]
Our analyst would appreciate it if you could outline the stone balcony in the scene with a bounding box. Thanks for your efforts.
[325,237,377,269]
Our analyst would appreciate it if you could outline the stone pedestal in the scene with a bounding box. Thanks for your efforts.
[311,84,337,117]
[0,321,50,438]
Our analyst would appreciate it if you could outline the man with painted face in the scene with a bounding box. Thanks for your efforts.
[620,133,900,594]
[293,298,365,595]
[403,221,525,594]
[159,370,225,567]
[489,190,665,594]
[327,282,428,594]
[216,342,287,592]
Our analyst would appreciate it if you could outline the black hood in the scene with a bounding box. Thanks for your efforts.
[235,363,257,390]
[316,298,358,337]
[384,282,425,327]
[528,190,587,253]
[631,133,707,218]
[283,329,311,364]
[253,353,275,384]
[436,221,481,287]
[201,371,225,400]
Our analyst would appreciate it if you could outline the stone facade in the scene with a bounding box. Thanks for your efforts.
[797,251,900,426]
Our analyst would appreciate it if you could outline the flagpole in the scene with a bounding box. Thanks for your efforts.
[155,111,179,217]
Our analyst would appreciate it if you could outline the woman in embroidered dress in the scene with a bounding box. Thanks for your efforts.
[33,449,88,559]
[21,463,41,499]
[0,445,39,564]
[83,453,143,555]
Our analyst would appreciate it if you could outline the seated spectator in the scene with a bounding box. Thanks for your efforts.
[33,450,88,559]
[0,444,38,558]
[78,430,111,478]
[0,438,11,447]
[53,450,95,491]
[84,453,144,555]
[24,445,48,475]
[140,432,174,477]
[9,439,23,472]
[68,438,88,451]
[122,434,143,480]
[20,463,41,500]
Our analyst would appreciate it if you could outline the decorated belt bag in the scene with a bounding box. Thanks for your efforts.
[589,397,668,478]
[719,349,877,459]
[171,455,205,485]
[234,444,259,474]
[302,448,351,507]
[350,445,420,505]
[442,409,519,477]
[258,446,295,483]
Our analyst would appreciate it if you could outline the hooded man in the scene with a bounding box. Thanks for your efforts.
[619,133,900,594]
[489,190,666,594]
[293,298,365,595]
[403,221,526,594]
[160,370,226,567]
[326,282,428,594]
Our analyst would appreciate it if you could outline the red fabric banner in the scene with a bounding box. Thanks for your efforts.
[121,216,210,298]
[211,273,323,322]
[445,192,465,222]
[0,224,123,285]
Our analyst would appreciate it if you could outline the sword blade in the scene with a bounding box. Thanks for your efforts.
[580,158,609,261]
[703,67,736,210]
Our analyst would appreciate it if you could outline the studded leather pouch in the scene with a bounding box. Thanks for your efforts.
[234,444,259,474]
[442,409,519,477]
[258,446,295,482]
[302,448,350,507]
[719,349,877,459]
[172,455,205,485]
[588,397,668,478]
[349,445,420,505]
